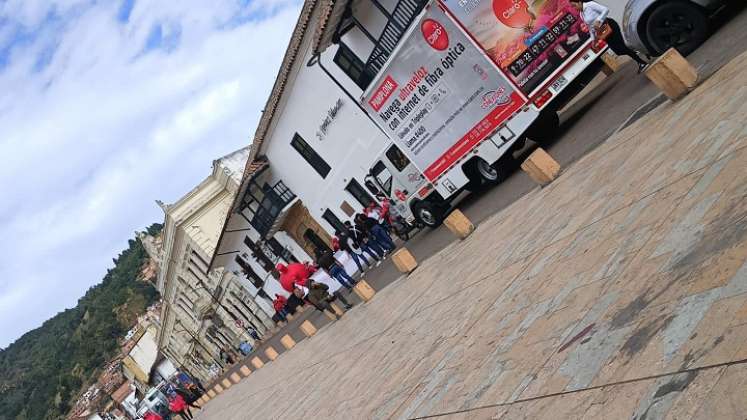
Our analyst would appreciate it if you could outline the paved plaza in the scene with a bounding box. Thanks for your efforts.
[196,51,747,419]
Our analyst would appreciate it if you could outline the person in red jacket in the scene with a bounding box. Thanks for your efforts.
[273,293,289,322]
[143,411,163,420]
[277,262,313,292]
[168,392,193,420]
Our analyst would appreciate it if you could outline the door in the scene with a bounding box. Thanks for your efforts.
[303,229,331,258]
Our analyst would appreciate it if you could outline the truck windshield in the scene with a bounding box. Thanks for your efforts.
[372,161,393,195]
[385,145,410,172]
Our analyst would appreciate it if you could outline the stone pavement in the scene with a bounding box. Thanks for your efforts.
[196,52,747,419]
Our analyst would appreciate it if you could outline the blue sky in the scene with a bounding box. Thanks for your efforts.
[0,0,303,348]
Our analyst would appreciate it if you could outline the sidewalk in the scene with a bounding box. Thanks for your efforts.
[196,51,747,419]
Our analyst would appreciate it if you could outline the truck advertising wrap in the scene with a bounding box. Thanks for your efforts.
[363,5,525,182]
[439,0,590,96]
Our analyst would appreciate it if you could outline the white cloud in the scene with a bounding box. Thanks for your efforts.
[0,0,303,348]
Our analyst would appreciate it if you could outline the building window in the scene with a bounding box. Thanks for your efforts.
[291,133,330,178]
[234,255,264,288]
[340,200,355,217]
[322,209,346,233]
[334,43,374,90]
[345,178,374,207]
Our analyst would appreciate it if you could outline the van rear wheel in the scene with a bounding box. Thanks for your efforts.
[465,158,501,191]
[476,159,500,184]
[413,201,445,228]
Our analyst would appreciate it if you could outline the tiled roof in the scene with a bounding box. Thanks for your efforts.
[110,381,132,403]
[208,0,319,272]
[312,0,351,55]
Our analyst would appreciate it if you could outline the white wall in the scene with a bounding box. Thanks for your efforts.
[156,358,177,380]
[131,330,159,378]
[263,47,391,239]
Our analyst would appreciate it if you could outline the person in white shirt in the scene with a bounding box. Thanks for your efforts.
[570,0,648,72]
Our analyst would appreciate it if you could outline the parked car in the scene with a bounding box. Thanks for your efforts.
[600,0,726,56]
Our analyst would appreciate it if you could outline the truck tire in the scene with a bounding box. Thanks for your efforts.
[643,1,708,56]
[464,158,501,191]
[412,200,445,228]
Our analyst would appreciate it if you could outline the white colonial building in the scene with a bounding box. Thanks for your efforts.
[150,148,276,382]
[210,0,429,292]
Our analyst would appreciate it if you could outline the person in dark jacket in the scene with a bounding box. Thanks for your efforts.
[356,213,395,253]
[315,248,356,289]
[219,349,234,365]
[346,221,381,262]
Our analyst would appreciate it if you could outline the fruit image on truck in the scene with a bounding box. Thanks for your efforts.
[362,0,606,227]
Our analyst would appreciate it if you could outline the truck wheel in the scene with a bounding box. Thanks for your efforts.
[644,1,708,56]
[464,158,501,191]
[476,159,500,184]
[412,201,445,228]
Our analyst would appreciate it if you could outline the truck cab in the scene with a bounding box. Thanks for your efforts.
[366,143,450,227]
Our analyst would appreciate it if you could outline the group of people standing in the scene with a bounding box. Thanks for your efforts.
[270,197,399,322]
[336,197,397,274]
[273,258,354,322]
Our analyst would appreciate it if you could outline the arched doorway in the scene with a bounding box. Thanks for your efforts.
[303,228,331,258]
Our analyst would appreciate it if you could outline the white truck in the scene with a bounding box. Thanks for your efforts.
[361,0,608,227]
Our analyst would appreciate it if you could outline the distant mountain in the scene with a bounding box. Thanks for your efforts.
[0,224,162,420]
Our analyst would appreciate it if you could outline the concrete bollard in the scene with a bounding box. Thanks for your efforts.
[221,378,232,389]
[281,334,296,350]
[443,209,475,239]
[521,148,561,186]
[207,389,216,398]
[239,365,252,376]
[286,312,296,321]
[230,372,242,384]
[392,248,418,274]
[600,50,622,75]
[214,384,224,394]
[251,356,264,369]
[353,279,376,302]
[644,48,698,100]
[300,319,318,337]
[264,346,279,361]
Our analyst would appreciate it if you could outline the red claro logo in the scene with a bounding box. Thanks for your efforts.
[421,19,449,51]
[493,0,533,29]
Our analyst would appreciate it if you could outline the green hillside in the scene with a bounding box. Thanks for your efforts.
[0,224,162,420]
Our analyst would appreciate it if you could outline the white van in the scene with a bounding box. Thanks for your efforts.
[598,0,725,55]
